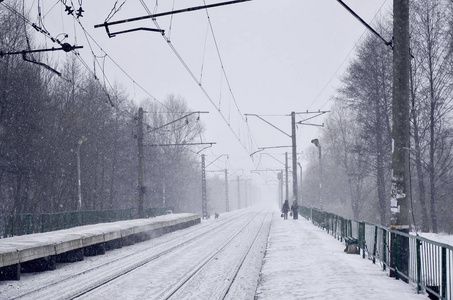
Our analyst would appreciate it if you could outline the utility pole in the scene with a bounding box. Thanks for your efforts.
[277,171,283,207]
[291,112,299,219]
[285,152,289,203]
[244,179,248,207]
[237,175,241,209]
[201,154,208,219]
[246,111,327,219]
[390,0,410,281]
[277,171,281,207]
[76,136,87,211]
[243,178,251,207]
[137,107,144,218]
[225,169,230,212]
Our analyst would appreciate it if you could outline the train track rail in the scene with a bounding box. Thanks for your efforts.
[158,209,272,300]
[7,208,270,300]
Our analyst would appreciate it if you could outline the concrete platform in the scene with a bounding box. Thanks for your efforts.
[0,213,200,280]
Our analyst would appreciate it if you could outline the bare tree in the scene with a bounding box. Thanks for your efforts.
[142,95,204,212]
[324,104,373,220]
[410,0,453,232]
[338,26,393,225]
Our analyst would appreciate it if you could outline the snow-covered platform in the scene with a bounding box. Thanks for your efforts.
[255,213,428,300]
[0,213,199,281]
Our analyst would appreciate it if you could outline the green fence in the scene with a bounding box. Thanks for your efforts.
[0,206,173,239]
[299,206,452,300]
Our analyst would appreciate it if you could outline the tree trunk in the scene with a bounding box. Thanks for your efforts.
[428,18,439,233]
[108,119,119,209]
[375,97,387,224]
[410,73,430,232]
[429,98,438,232]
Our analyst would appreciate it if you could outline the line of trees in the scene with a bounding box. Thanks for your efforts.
[0,2,204,216]
[302,0,453,233]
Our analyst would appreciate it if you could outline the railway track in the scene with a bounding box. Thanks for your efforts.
[158,210,272,300]
[6,208,271,300]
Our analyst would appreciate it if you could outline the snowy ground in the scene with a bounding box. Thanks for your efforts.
[1,207,269,299]
[1,206,432,299]
[255,212,429,300]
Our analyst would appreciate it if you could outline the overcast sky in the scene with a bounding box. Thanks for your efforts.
[26,0,391,190]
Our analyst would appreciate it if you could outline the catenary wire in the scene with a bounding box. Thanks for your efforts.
[308,0,389,110]
[138,1,253,154]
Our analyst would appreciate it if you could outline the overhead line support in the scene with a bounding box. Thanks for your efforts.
[336,0,393,48]
[94,0,252,37]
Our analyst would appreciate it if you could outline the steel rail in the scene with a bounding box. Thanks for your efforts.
[10,211,249,300]
[160,209,271,300]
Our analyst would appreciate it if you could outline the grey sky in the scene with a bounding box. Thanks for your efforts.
[28,0,390,187]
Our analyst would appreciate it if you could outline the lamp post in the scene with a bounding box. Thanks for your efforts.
[311,138,322,210]
[76,136,87,210]
[297,162,303,205]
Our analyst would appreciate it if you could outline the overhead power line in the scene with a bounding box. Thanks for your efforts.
[56,1,170,111]
[94,0,252,30]
[131,0,254,154]
[336,0,392,48]
[309,0,389,110]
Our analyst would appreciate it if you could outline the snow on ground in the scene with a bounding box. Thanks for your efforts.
[255,212,429,300]
[419,231,453,247]
[1,208,438,299]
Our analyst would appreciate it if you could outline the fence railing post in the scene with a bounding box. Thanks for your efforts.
[441,247,446,299]
[416,238,421,294]
[359,222,366,259]
[373,225,378,264]
[382,229,387,271]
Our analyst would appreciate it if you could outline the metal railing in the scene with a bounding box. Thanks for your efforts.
[0,206,173,239]
[299,206,452,300]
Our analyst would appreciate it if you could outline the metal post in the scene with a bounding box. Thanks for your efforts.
[291,112,299,219]
[237,175,241,209]
[285,152,289,203]
[201,154,207,219]
[441,247,447,298]
[244,179,248,207]
[298,162,303,205]
[416,238,421,293]
[225,169,229,212]
[278,171,283,207]
[137,108,144,218]
[319,145,322,210]
[76,136,87,211]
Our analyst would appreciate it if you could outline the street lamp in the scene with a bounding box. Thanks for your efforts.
[77,136,87,210]
[311,138,322,210]
[297,162,302,204]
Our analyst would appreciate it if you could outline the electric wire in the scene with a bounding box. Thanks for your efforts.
[1,2,62,46]
[138,2,252,154]
[308,0,389,110]
[104,0,127,23]
[56,1,170,111]
[199,20,210,84]
[2,1,76,81]
[6,2,143,123]
[201,0,246,123]
[11,2,256,156]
